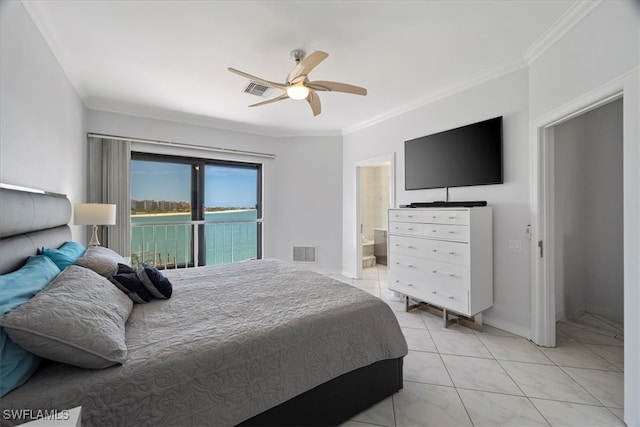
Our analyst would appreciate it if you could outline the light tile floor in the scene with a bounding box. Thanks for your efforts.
[322,265,625,427]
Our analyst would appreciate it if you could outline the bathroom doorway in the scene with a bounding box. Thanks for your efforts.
[355,154,395,280]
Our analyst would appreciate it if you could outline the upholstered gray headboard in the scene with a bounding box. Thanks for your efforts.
[0,188,72,274]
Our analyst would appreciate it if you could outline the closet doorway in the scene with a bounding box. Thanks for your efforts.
[552,98,624,339]
[531,90,624,348]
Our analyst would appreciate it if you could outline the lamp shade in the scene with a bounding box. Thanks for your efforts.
[74,204,116,226]
[286,85,309,100]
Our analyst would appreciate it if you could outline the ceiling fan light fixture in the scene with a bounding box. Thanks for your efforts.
[228,49,366,116]
[287,85,309,100]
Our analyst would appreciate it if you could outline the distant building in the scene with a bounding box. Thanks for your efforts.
[131,199,191,212]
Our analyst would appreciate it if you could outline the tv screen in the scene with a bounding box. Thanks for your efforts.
[404,116,503,190]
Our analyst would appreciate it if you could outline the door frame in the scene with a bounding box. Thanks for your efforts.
[530,85,623,347]
[354,153,396,279]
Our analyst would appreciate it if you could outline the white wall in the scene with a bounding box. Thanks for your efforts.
[582,99,624,322]
[529,2,639,424]
[0,0,87,241]
[87,110,343,271]
[270,135,343,270]
[554,99,623,323]
[553,117,587,321]
[343,67,532,335]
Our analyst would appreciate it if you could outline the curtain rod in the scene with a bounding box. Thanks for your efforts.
[87,133,276,159]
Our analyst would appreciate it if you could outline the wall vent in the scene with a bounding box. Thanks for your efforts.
[243,81,273,98]
[293,246,316,263]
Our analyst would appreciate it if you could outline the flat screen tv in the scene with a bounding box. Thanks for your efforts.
[404,116,503,190]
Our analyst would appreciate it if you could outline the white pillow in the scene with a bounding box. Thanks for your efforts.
[75,246,128,276]
[0,265,133,369]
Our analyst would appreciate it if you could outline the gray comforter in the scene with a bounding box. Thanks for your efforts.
[0,259,407,426]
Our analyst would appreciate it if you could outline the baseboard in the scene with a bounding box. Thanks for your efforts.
[308,267,343,276]
[482,316,531,340]
[341,270,356,279]
[584,304,612,321]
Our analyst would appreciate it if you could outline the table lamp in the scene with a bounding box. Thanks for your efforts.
[74,203,116,246]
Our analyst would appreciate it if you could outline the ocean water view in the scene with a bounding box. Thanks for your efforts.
[131,209,258,268]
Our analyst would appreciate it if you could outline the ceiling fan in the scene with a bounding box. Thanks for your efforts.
[228,50,367,117]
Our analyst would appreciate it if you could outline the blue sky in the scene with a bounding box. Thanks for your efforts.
[131,160,257,207]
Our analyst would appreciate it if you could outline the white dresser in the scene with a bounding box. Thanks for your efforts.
[388,207,493,327]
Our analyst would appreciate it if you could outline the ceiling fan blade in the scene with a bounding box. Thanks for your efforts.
[306,89,321,116]
[248,93,289,108]
[287,51,329,83]
[228,67,288,91]
[307,80,367,96]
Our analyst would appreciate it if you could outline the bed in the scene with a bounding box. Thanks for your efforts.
[0,187,407,426]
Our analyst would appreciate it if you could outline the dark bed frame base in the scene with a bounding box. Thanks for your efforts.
[238,357,404,426]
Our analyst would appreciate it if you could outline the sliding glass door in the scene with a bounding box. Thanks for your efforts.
[130,153,261,269]
[204,164,260,264]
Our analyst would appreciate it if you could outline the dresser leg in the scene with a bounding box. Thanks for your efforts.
[443,309,484,331]
[404,295,426,312]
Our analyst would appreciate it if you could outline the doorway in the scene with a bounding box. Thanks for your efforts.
[552,98,624,340]
[355,154,395,280]
[530,89,623,347]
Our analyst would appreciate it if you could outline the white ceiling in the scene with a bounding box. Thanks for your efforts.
[25,0,578,137]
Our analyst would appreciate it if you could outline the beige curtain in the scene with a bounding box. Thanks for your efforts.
[88,136,131,256]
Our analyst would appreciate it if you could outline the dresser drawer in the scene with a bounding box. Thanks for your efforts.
[389,235,469,266]
[427,284,469,315]
[390,253,469,284]
[389,258,470,315]
[423,224,469,242]
[389,221,423,237]
[423,210,470,225]
[389,209,424,223]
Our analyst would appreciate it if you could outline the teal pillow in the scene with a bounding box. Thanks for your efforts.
[0,255,60,396]
[41,241,86,270]
[0,331,41,397]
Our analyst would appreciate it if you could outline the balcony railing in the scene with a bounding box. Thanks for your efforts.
[131,218,260,269]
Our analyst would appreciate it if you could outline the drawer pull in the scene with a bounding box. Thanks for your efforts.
[408,283,414,287]
[432,249,437,252]
[449,251,455,255]
[448,231,455,234]
[432,270,437,274]
[407,245,414,249]
[408,227,414,230]
[432,215,437,219]
[449,216,455,219]
[408,215,414,218]
[407,264,414,268]
[395,280,400,283]
[448,273,455,277]
[431,229,437,233]
[395,227,400,230]
[395,244,400,247]
[432,291,437,294]
[448,295,454,299]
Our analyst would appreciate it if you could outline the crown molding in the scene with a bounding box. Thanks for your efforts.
[86,101,342,139]
[522,0,603,65]
[21,0,89,103]
[343,57,527,136]
[343,1,604,136]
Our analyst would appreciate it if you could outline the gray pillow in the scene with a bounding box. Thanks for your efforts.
[0,265,133,369]
[75,246,128,277]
